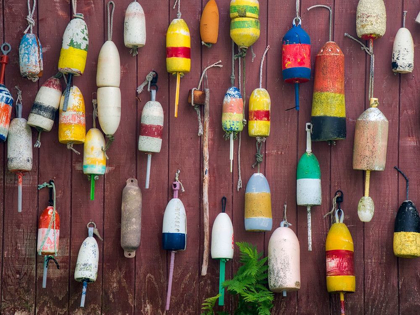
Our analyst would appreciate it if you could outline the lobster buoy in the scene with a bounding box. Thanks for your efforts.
[75,222,102,308]
[19,34,43,82]
[326,195,355,314]
[124,1,146,56]
[83,128,106,201]
[211,197,234,306]
[7,88,32,213]
[356,0,386,40]
[200,0,219,47]
[392,11,414,74]
[37,180,60,289]
[97,42,120,88]
[245,173,272,231]
[222,86,244,172]
[0,43,13,141]
[230,0,260,49]
[121,178,142,258]
[58,85,86,152]
[393,167,420,258]
[163,177,187,311]
[268,205,300,296]
[97,87,121,137]
[28,75,62,148]
[282,15,311,111]
[353,98,388,222]
[308,5,346,142]
[248,88,270,138]
[297,123,321,251]
[166,3,191,118]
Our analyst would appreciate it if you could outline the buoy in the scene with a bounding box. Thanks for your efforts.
[229,0,260,49]
[392,11,414,74]
[211,197,234,306]
[138,72,163,189]
[268,204,300,296]
[416,11,420,24]
[297,123,321,251]
[75,222,102,308]
[308,5,346,142]
[356,0,386,40]
[7,87,32,213]
[167,0,191,118]
[124,1,146,56]
[326,191,355,315]
[245,173,272,232]
[58,85,86,154]
[28,75,62,148]
[200,0,219,47]
[163,171,187,311]
[282,0,311,111]
[58,0,89,112]
[353,98,388,222]
[222,86,244,173]
[393,167,420,258]
[37,180,60,288]
[121,178,142,258]
[0,43,13,141]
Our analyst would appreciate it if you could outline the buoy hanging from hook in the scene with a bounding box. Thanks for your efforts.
[392,11,414,74]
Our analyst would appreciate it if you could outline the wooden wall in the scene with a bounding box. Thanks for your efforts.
[0,0,419,314]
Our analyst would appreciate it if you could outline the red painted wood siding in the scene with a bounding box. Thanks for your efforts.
[0,0,418,314]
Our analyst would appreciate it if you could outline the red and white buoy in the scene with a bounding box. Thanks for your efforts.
[124,1,146,56]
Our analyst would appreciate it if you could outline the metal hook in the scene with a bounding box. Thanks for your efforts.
[221,197,226,213]
[87,221,96,229]
[1,43,11,55]
[292,17,302,26]
[307,5,332,42]
[335,190,343,210]
[48,180,54,206]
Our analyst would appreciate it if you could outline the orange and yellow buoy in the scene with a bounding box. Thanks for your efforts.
[200,0,219,47]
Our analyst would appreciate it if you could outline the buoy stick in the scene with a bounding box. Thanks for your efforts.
[166,251,176,311]
[145,153,152,189]
[294,83,299,111]
[90,175,95,201]
[80,280,88,308]
[175,72,181,117]
[63,73,73,112]
[230,133,233,173]
[364,170,370,197]
[17,172,23,213]
[307,205,312,251]
[340,292,345,315]
[42,256,48,288]
[218,259,226,306]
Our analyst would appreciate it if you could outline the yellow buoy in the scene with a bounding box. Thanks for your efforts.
[230,0,260,49]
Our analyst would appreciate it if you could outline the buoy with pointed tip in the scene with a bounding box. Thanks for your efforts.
[308,5,346,142]
[353,98,388,222]
[211,197,234,306]
[58,0,89,112]
[268,204,300,296]
[75,222,102,308]
[163,174,187,311]
[416,11,420,24]
[229,0,260,49]
[326,191,355,315]
[37,180,60,289]
[245,173,272,232]
[297,123,321,251]
[282,1,311,111]
[7,87,32,213]
[138,72,164,189]
[124,1,146,56]
[0,43,13,141]
[28,75,62,148]
[121,178,142,258]
[356,0,386,40]
[392,11,414,74]
[200,0,219,47]
[393,167,420,258]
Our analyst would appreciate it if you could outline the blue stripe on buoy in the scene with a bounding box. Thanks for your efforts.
[282,67,311,82]
[245,218,272,232]
[163,233,187,251]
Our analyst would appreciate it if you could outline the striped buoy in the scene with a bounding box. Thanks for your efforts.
[0,43,13,141]
[245,173,272,231]
[200,0,219,47]
[356,0,386,40]
[230,0,260,49]
[248,88,270,137]
[124,1,146,56]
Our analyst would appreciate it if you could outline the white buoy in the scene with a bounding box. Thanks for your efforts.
[124,1,146,56]
[416,11,420,24]
[97,87,121,136]
[97,40,120,88]
[392,11,414,74]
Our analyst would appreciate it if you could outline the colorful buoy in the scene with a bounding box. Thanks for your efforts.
[297,123,321,251]
[229,0,260,49]
[200,0,219,47]
[392,11,414,74]
[356,0,386,40]
[124,0,146,56]
[353,98,389,222]
[245,173,272,232]
[0,43,13,141]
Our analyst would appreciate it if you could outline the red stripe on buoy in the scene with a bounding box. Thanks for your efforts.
[166,47,191,59]
[249,110,270,121]
[140,123,163,138]
[326,250,354,276]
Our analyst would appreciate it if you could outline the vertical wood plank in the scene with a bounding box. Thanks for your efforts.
[35,0,72,314]
[1,0,39,313]
[134,1,169,315]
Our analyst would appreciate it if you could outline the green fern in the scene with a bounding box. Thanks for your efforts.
[201,294,221,315]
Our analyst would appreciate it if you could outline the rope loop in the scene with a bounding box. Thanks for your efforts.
[251,138,265,170]
[107,1,115,41]
[92,97,98,128]
[137,71,156,95]
[24,0,36,34]
[175,169,185,192]
[67,143,81,155]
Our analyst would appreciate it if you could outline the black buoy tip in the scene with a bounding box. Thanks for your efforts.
[221,196,227,213]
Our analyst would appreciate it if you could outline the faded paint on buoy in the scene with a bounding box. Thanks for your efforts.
[28,76,62,132]
[248,88,270,137]
[83,128,106,175]
[245,173,272,232]
[19,33,43,82]
[0,85,14,141]
[97,87,121,137]
[37,206,60,255]
[356,0,386,40]
[392,13,414,74]
[75,234,99,283]
[229,0,259,19]
[200,0,219,46]
[7,118,33,172]
[230,0,260,49]
[124,1,146,55]
[97,41,120,87]
[58,86,86,144]
[222,86,244,133]
[138,98,164,153]
[121,178,142,258]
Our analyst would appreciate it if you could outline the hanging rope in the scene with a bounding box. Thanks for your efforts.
[107,1,115,41]
[137,71,156,95]
[34,130,42,148]
[394,166,409,200]
[230,41,235,86]
[237,50,247,191]
[252,137,265,172]
[37,181,58,257]
[173,0,181,19]
[175,169,185,192]
[14,86,23,119]
[324,194,339,226]
[24,0,36,34]
[92,98,98,129]
[67,143,80,155]
[197,60,222,91]
[72,0,78,17]
[296,0,300,19]
[282,203,291,227]
[259,46,270,89]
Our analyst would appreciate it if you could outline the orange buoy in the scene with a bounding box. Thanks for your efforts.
[200,0,219,47]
